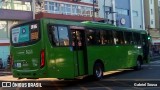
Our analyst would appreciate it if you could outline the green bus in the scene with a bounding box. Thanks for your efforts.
[10,18,150,80]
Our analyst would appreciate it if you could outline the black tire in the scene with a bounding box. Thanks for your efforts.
[93,63,103,80]
[134,60,142,70]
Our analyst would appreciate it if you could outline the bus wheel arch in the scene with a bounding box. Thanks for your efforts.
[93,59,104,80]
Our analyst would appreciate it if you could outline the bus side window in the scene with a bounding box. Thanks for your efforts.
[113,31,125,45]
[48,25,59,46]
[100,30,113,45]
[48,25,69,46]
[58,26,69,46]
[124,32,133,44]
[87,30,100,45]
[133,33,141,45]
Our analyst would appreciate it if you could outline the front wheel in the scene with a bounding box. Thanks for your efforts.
[134,60,142,70]
[93,63,103,80]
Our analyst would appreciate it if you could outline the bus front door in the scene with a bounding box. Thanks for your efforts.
[71,30,88,76]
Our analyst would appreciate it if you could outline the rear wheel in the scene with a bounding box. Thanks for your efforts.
[134,60,142,70]
[93,63,103,80]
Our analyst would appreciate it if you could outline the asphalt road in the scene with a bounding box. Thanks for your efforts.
[0,60,160,90]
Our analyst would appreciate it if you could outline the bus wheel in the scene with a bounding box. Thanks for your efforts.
[134,60,142,70]
[93,63,103,80]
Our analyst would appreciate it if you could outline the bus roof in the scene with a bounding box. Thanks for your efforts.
[82,21,147,34]
[11,18,148,35]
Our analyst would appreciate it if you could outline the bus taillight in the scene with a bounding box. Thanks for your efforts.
[40,50,45,68]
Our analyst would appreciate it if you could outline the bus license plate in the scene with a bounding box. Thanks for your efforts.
[17,63,21,68]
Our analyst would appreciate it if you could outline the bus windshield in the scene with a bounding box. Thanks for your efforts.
[11,20,40,46]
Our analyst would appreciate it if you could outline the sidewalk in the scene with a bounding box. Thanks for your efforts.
[150,55,160,61]
[0,69,12,76]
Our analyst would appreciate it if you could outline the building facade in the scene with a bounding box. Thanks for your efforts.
[35,0,103,21]
[144,0,160,56]
[115,0,131,28]
[131,0,145,29]
[0,0,33,68]
[98,0,116,25]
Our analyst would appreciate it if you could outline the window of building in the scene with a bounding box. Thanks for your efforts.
[77,6,82,15]
[44,1,48,10]
[0,21,8,39]
[116,8,129,16]
[61,4,65,14]
[45,1,94,17]
[81,6,86,16]
[65,4,71,15]
[0,20,19,39]
[86,7,92,17]
[133,10,138,17]
[49,2,54,12]
[72,5,78,15]
[151,0,153,4]
[151,19,154,25]
[54,3,60,14]
[151,9,153,15]
[0,0,31,11]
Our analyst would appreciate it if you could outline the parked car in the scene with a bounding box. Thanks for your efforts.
[0,58,3,69]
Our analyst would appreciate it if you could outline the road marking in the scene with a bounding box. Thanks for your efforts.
[93,82,113,90]
[150,60,160,63]
[77,84,88,90]
[143,65,160,66]
[102,79,160,81]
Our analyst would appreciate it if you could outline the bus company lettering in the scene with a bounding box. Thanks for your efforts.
[12,82,42,87]
[134,82,157,87]
[26,50,33,54]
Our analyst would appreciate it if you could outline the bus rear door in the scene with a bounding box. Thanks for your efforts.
[71,29,88,76]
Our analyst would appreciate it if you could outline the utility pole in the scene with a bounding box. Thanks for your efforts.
[104,0,106,22]
[92,0,95,21]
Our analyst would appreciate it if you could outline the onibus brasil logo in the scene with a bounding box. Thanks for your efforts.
[1,82,42,87]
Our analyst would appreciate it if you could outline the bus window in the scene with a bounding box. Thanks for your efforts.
[100,30,113,45]
[48,25,69,46]
[124,32,133,44]
[113,31,125,45]
[58,26,69,46]
[48,26,59,46]
[133,33,141,45]
[11,21,40,46]
[87,30,100,45]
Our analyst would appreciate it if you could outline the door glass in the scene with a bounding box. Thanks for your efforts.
[71,30,83,50]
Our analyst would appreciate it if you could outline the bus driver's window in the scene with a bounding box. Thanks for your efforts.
[49,26,59,46]
[58,26,69,46]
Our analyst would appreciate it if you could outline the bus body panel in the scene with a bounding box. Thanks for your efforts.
[10,18,150,79]
[42,19,86,78]
[86,45,141,75]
